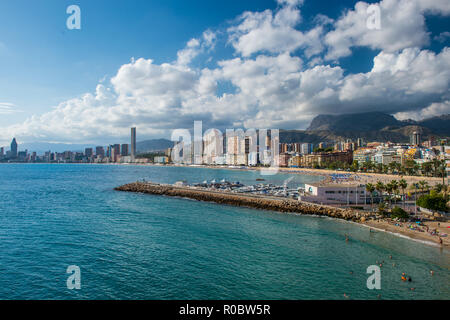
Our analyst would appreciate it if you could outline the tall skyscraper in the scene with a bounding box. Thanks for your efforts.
[96,146,105,157]
[410,132,421,146]
[10,138,18,158]
[85,148,93,158]
[121,144,129,156]
[112,144,121,162]
[131,127,136,160]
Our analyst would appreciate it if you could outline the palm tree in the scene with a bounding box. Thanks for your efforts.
[385,182,394,207]
[418,180,429,194]
[398,179,408,208]
[432,159,444,177]
[422,162,433,177]
[390,180,399,205]
[366,183,375,210]
[375,181,385,204]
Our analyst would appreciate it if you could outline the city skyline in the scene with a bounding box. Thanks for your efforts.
[1,0,450,146]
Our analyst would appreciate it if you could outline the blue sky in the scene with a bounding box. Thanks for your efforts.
[0,0,449,145]
[0,0,279,124]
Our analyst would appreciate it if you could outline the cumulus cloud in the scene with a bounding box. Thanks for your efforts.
[1,0,449,144]
[325,0,450,60]
[227,2,325,58]
[176,30,217,65]
[395,100,450,121]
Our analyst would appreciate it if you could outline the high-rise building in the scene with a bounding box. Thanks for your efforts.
[112,144,121,162]
[357,138,364,148]
[410,131,421,146]
[131,127,136,160]
[10,138,18,158]
[96,146,105,157]
[85,148,93,158]
[121,144,129,156]
[301,143,313,155]
[0,147,4,157]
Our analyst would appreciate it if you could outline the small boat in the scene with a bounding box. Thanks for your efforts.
[256,178,265,181]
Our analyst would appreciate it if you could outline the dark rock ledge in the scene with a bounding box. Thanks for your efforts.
[115,182,372,223]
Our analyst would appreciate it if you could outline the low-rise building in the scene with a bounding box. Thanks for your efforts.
[288,155,301,167]
[154,156,169,164]
[279,153,292,167]
[299,183,367,205]
[300,151,353,167]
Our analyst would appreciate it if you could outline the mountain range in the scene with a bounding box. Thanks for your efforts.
[281,112,450,144]
[6,112,449,153]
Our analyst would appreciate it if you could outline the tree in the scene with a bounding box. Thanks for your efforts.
[378,202,388,217]
[432,159,444,178]
[391,206,410,220]
[434,183,445,193]
[398,179,408,208]
[375,181,385,204]
[417,193,448,212]
[422,162,433,177]
[375,163,383,174]
[350,160,359,172]
[418,180,429,194]
[366,183,375,209]
[385,182,394,207]
[392,180,400,205]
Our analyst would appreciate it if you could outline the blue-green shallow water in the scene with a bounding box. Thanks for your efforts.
[0,164,448,300]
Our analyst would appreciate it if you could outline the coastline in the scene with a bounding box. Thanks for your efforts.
[115,181,449,250]
[2,162,444,186]
[123,162,445,186]
[360,219,449,249]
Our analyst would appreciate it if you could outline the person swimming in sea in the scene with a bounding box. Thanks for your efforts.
[401,273,407,281]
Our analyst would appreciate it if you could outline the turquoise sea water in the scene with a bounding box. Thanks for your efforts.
[0,163,448,300]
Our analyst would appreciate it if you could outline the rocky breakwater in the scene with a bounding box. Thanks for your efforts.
[115,182,372,223]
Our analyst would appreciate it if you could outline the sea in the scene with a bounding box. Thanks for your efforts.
[0,163,448,299]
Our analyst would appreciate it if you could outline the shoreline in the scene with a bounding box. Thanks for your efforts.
[115,181,449,250]
[6,162,443,186]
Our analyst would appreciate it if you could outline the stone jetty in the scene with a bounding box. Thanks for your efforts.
[115,182,372,222]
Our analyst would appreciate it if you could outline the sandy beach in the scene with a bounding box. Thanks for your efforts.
[276,167,445,187]
[362,219,450,249]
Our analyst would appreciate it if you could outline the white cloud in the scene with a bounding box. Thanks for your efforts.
[176,30,217,65]
[0,102,21,115]
[227,3,325,58]
[1,0,449,144]
[395,100,450,121]
[325,0,450,60]
[435,31,450,43]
